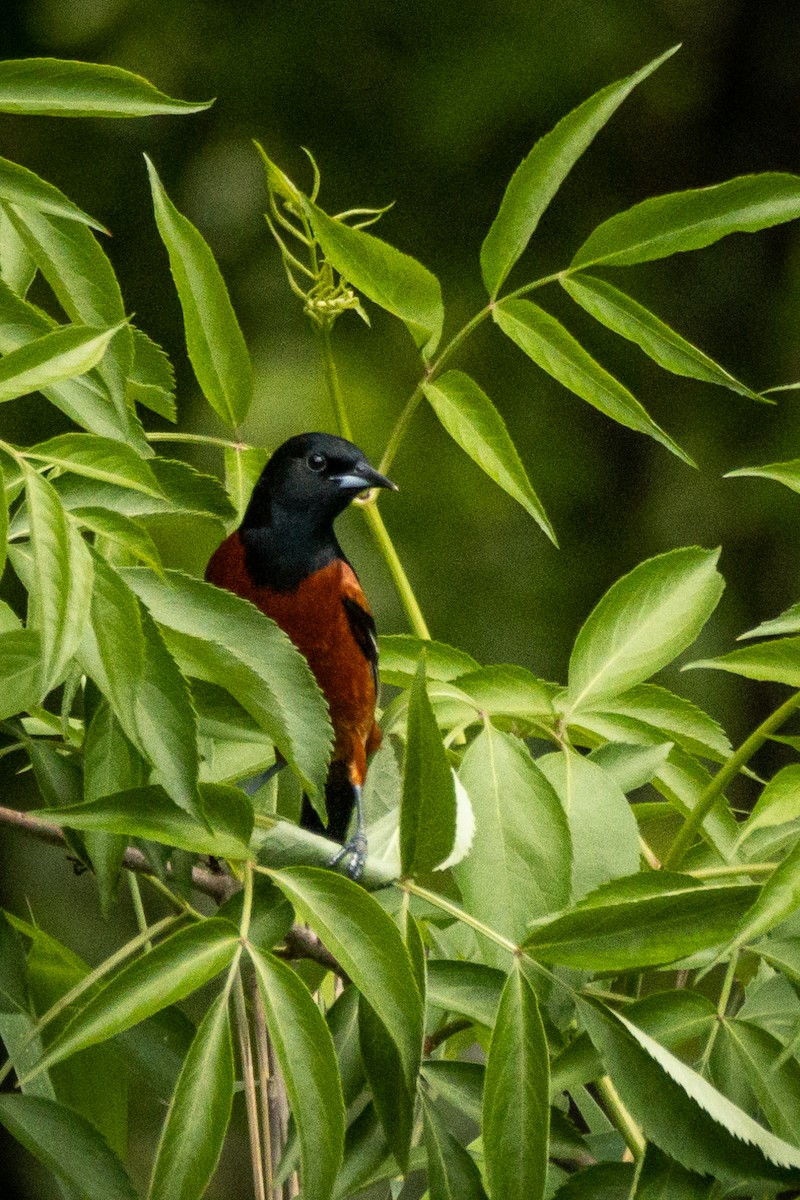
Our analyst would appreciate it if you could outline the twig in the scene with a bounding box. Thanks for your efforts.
[234,972,267,1200]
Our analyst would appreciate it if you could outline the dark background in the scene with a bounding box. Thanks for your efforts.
[2,1,800,1195]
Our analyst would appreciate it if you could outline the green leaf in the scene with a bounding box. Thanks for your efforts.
[24,465,94,689]
[224,444,268,524]
[122,567,332,800]
[494,299,693,464]
[579,999,800,1185]
[426,959,505,1028]
[524,873,759,970]
[359,996,415,1172]
[455,665,556,732]
[0,321,124,402]
[6,207,134,407]
[561,274,762,400]
[635,1145,716,1200]
[0,278,141,444]
[723,1020,800,1146]
[454,727,570,949]
[0,628,43,718]
[480,47,677,297]
[270,867,423,1089]
[724,841,800,954]
[0,910,30,1013]
[650,748,738,860]
[687,637,800,687]
[0,461,7,582]
[331,1104,392,1200]
[422,1093,488,1200]
[21,920,239,1083]
[145,156,253,428]
[378,634,480,687]
[483,965,549,1200]
[538,750,639,900]
[42,457,236,525]
[587,741,673,793]
[302,194,444,357]
[27,433,164,497]
[0,156,107,231]
[421,370,556,541]
[250,946,345,1200]
[77,557,202,820]
[573,682,731,762]
[148,991,234,1200]
[37,782,253,859]
[739,599,800,640]
[422,1061,485,1124]
[0,206,36,295]
[566,547,724,712]
[735,764,800,849]
[400,658,457,875]
[126,327,177,422]
[0,1094,137,1200]
[0,58,213,117]
[72,507,164,575]
[572,173,800,269]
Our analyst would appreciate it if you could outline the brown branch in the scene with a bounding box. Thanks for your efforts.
[279,925,348,981]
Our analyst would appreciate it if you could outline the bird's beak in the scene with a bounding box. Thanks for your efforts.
[333,462,398,493]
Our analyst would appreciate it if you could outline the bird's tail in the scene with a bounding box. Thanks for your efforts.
[300,759,356,843]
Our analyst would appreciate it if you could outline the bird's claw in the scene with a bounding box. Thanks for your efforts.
[328,832,368,881]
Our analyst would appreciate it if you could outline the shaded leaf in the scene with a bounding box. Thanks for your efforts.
[566,547,724,712]
[270,867,423,1089]
[483,965,549,1200]
[0,58,212,117]
[0,1094,136,1200]
[0,628,43,718]
[724,1019,800,1146]
[572,173,800,269]
[22,920,239,1082]
[250,945,345,1200]
[224,444,268,524]
[480,47,677,296]
[146,156,253,428]
[72,507,164,575]
[400,657,457,875]
[587,741,673,793]
[360,996,415,1172]
[562,274,761,400]
[423,1093,488,1200]
[579,999,800,1185]
[422,1061,485,1124]
[302,193,444,356]
[37,782,253,859]
[524,873,759,970]
[422,370,555,541]
[427,959,505,1028]
[148,991,234,1200]
[0,156,105,232]
[494,298,693,464]
[735,764,800,848]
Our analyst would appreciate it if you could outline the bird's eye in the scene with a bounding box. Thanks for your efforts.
[307,451,327,473]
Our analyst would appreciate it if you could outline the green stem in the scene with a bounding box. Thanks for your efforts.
[319,323,353,442]
[362,502,430,638]
[239,862,255,943]
[401,880,518,956]
[127,873,152,951]
[377,385,424,477]
[686,862,776,880]
[596,1075,646,1161]
[698,951,739,1077]
[664,690,800,869]
[234,970,267,1200]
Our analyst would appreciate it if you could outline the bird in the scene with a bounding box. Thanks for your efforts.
[205,432,397,879]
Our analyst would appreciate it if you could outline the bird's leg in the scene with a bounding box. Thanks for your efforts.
[328,784,367,881]
[240,759,286,796]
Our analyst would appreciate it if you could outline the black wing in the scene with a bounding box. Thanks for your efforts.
[342,594,379,694]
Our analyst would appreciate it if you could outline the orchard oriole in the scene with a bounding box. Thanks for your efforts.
[205,432,396,878]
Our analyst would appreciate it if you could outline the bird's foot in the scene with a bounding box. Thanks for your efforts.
[328,832,368,881]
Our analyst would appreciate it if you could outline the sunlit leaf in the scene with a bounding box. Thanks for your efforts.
[480,46,677,296]
[573,681,731,762]
[566,547,724,712]
[0,58,212,117]
[738,599,800,641]
[572,173,800,269]
[0,628,43,718]
[400,657,457,875]
[483,965,549,1200]
[0,321,123,403]
[0,207,36,295]
[421,370,555,541]
[494,299,693,464]
[26,432,164,496]
[455,726,570,951]
[126,326,177,421]
[301,193,444,357]
[148,991,234,1200]
[146,156,253,428]
[735,764,800,849]
[224,444,268,525]
[72,507,164,575]
[0,156,106,231]
[562,274,762,400]
[726,458,800,497]
[686,637,800,687]
[378,634,480,687]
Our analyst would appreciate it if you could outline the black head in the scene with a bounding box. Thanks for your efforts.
[242,432,397,532]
